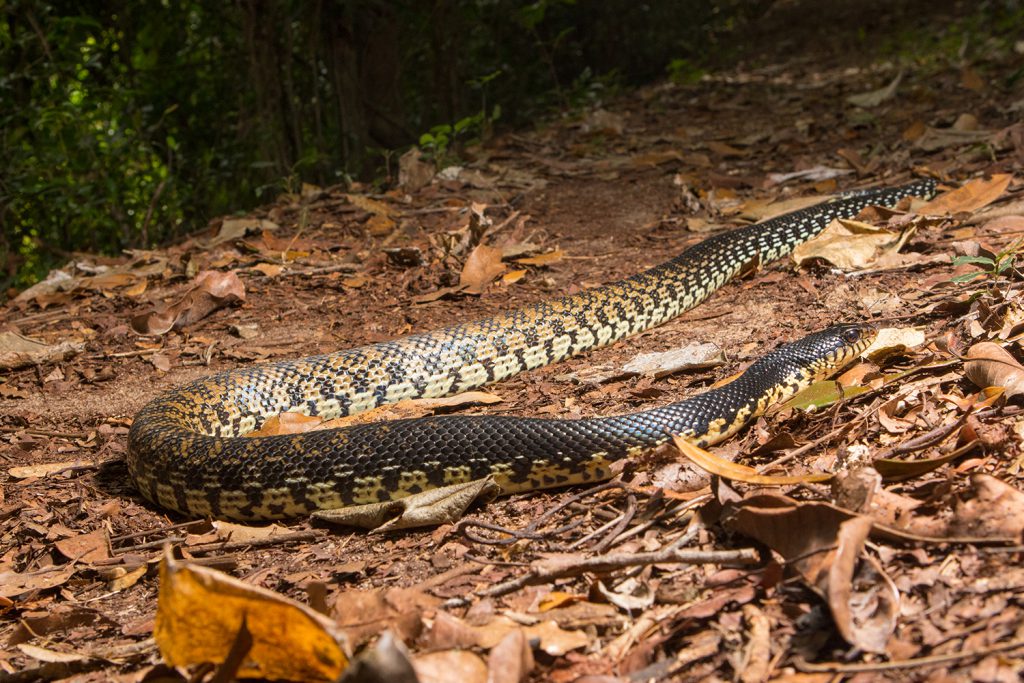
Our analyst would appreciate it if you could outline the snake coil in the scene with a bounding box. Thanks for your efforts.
[128,179,935,519]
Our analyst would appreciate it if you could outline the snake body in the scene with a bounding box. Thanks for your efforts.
[128,179,935,520]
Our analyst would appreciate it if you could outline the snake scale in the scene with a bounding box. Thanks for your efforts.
[128,179,936,520]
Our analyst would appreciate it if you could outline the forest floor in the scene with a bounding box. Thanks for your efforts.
[3,3,1024,682]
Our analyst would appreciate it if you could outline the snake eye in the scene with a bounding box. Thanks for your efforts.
[840,327,862,344]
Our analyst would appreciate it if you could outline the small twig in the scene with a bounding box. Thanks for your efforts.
[794,637,1024,673]
[0,426,91,439]
[477,542,758,599]
[110,520,207,544]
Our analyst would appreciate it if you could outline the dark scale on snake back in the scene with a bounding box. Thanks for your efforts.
[127,180,936,520]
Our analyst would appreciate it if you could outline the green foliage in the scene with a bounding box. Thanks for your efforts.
[950,240,1024,285]
[666,58,706,85]
[2,0,769,296]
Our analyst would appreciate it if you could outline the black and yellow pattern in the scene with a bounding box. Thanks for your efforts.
[128,180,934,520]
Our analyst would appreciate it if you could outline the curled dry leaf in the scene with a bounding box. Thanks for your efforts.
[673,435,834,485]
[724,494,898,653]
[132,270,245,335]
[964,342,1024,399]
[155,550,348,680]
[460,244,507,294]
[791,218,914,271]
[846,70,903,108]
[919,174,1012,215]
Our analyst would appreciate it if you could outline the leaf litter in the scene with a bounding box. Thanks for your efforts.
[4,11,1024,681]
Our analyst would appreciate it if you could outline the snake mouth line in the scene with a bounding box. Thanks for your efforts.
[127,180,935,521]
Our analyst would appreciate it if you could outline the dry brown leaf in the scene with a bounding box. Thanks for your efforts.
[0,565,77,599]
[399,147,436,192]
[964,342,1024,399]
[460,244,507,294]
[0,331,84,371]
[673,435,834,485]
[724,495,897,653]
[8,459,100,479]
[16,643,89,664]
[919,174,1013,215]
[827,519,899,654]
[346,193,395,217]
[413,650,488,683]
[846,70,902,108]
[253,263,284,277]
[207,218,279,248]
[54,529,109,563]
[487,628,534,683]
[334,587,439,648]
[950,474,1024,538]
[514,249,564,267]
[131,270,246,335]
[502,269,527,285]
[791,219,913,271]
[155,550,348,680]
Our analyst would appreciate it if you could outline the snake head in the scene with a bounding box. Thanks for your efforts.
[802,322,877,378]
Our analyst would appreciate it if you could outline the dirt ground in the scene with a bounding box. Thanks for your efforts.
[3,3,1024,681]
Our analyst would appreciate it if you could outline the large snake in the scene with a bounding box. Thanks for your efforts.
[128,179,936,520]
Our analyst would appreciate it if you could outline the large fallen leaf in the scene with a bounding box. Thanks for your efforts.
[673,435,834,485]
[155,550,348,680]
[0,331,84,371]
[846,70,902,108]
[724,495,898,653]
[0,565,77,599]
[460,244,507,294]
[964,342,1024,399]
[132,270,245,335]
[919,174,1012,215]
[914,127,994,152]
[333,588,440,649]
[791,218,914,271]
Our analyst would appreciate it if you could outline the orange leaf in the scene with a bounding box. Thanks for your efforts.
[919,174,1012,215]
[672,435,834,485]
[460,244,506,294]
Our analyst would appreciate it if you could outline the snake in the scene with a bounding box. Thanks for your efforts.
[127,179,936,520]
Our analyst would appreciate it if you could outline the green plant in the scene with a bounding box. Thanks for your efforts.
[418,105,501,168]
[666,57,706,85]
[950,239,1024,285]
